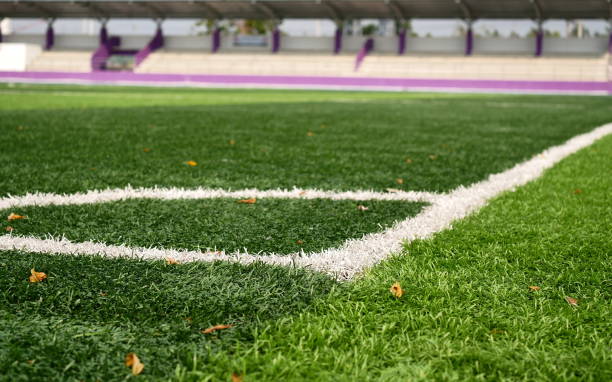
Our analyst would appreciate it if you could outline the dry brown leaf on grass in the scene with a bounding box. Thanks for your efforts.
[528,286,541,291]
[143,148,152,153]
[28,269,47,283]
[237,198,257,204]
[201,324,233,334]
[573,189,583,194]
[5,226,14,232]
[565,296,579,307]
[307,131,315,137]
[185,160,198,167]
[395,178,404,185]
[390,282,404,298]
[296,240,304,245]
[231,372,243,382]
[357,205,369,211]
[124,353,144,375]
[229,139,236,145]
[405,158,413,164]
[165,257,180,265]
[7,213,26,221]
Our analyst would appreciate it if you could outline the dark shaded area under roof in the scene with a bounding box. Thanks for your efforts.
[0,0,610,21]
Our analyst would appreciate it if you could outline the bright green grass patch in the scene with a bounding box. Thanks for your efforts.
[0,253,338,381]
[171,135,609,381]
[2,198,425,254]
[1,84,611,195]
[0,134,610,381]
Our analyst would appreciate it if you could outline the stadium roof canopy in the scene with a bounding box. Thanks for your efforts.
[0,0,610,21]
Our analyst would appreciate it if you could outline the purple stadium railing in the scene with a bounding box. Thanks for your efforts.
[535,30,544,57]
[465,27,473,56]
[272,28,280,53]
[135,27,164,66]
[334,27,342,54]
[45,24,54,50]
[398,29,406,55]
[355,38,374,71]
[212,28,221,53]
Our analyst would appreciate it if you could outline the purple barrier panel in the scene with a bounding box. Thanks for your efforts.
[398,29,406,55]
[272,29,280,53]
[334,27,342,54]
[135,27,164,66]
[355,38,374,71]
[535,31,544,57]
[1,71,610,95]
[212,28,221,53]
[100,26,108,46]
[45,24,54,50]
[465,27,473,56]
[91,44,111,71]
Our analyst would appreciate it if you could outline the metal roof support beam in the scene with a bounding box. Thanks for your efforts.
[188,1,222,20]
[455,0,473,22]
[317,0,343,23]
[45,17,55,50]
[0,17,3,43]
[251,0,280,21]
[385,0,408,21]
[128,1,164,19]
[72,1,109,19]
[20,1,56,19]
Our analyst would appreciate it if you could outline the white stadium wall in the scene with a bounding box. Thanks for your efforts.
[3,34,609,56]
[0,43,42,71]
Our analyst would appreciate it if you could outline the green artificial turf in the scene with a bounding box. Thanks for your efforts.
[0,126,610,381]
[1,198,425,254]
[1,84,611,196]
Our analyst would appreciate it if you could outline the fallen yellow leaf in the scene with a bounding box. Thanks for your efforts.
[357,205,369,211]
[28,268,47,283]
[390,282,404,298]
[185,160,198,167]
[528,286,541,291]
[395,178,404,185]
[229,139,236,145]
[143,148,152,153]
[573,189,582,194]
[237,198,256,204]
[429,154,438,160]
[165,257,180,265]
[231,372,243,382]
[405,158,413,164]
[307,131,315,137]
[124,353,144,376]
[7,213,26,221]
[565,296,579,307]
[201,324,233,334]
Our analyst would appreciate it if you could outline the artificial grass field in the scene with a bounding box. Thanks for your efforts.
[1,84,611,380]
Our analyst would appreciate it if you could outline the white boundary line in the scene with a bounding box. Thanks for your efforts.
[1,123,611,279]
[0,187,439,210]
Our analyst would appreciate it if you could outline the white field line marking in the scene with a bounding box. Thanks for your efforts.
[1,123,611,280]
[0,187,440,210]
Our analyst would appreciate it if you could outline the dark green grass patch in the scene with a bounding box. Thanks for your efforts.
[0,252,338,381]
[1,84,611,196]
[167,135,610,380]
[2,198,425,254]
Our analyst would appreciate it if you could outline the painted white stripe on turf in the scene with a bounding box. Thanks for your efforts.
[0,187,440,210]
[1,123,611,279]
